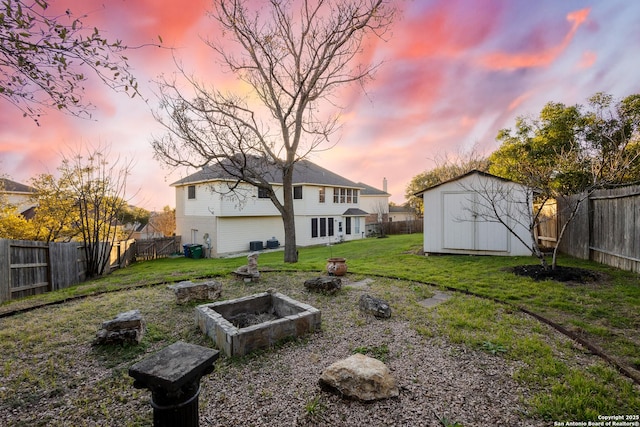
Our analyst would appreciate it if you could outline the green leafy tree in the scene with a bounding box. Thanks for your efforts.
[0,204,36,239]
[405,150,490,215]
[0,0,143,123]
[152,0,395,263]
[28,173,79,242]
[118,204,150,239]
[488,92,640,269]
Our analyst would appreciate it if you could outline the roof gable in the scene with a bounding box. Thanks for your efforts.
[357,181,389,196]
[1,178,35,194]
[414,170,521,196]
[172,157,363,189]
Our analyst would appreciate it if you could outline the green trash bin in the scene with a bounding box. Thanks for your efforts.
[190,244,203,259]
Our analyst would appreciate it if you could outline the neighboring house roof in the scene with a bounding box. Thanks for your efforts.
[342,208,369,216]
[1,178,35,194]
[357,182,389,196]
[389,205,414,214]
[20,206,37,219]
[172,157,364,189]
[414,170,520,196]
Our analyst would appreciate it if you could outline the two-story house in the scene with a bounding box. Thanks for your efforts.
[0,178,36,215]
[171,159,387,257]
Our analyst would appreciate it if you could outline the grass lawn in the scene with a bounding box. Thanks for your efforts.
[0,234,638,424]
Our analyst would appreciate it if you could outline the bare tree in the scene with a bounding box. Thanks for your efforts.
[58,145,133,277]
[152,0,395,262]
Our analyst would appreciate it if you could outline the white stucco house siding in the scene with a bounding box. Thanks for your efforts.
[172,159,383,257]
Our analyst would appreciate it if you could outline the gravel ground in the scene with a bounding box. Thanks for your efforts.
[0,273,581,426]
[196,276,547,427]
[200,318,542,427]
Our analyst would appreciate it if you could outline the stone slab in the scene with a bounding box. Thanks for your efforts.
[418,291,452,308]
[128,341,219,392]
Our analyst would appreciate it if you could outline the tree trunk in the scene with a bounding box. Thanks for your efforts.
[281,167,298,263]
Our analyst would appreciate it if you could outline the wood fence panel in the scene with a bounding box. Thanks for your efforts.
[387,220,423,235]
[50,242,83,291]
[588,186,640,273]
[134,236,181,260]
[558,186,640,273]
[9,240,51,300]
[557,193,590,260]
[0,239,10,302]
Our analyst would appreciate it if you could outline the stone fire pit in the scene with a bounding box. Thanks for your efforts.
[196,291,321,357]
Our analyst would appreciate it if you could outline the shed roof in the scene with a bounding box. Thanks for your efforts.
[414,170,521,197]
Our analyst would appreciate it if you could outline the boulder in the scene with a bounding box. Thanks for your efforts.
[304,276,342,294]
[319,353,399,401]
[359,294,392,318]
[94,310,145,345]
[168,280,223,304]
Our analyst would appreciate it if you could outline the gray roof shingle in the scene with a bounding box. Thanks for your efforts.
[172,157,363,189]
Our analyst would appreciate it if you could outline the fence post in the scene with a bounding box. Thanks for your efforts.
[0,240,9,303]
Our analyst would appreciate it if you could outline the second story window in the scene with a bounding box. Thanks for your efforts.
[258,187,270,199]
[187,185,196,200]
[294,186,303,199]
[332,187,358,204]
[319,187,325,203]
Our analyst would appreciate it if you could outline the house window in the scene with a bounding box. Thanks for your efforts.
[311,217,335,238]
[258,187,269,199]
[294,186,303,199]
[332,187,358,204]
[345,217,352,235]
[187,185,196,200]
[319,187,325,203]
[355,218,360,235]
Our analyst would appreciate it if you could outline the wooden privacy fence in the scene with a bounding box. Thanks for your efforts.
[558,185,640,273]
[0,238,157,303]
[134,236,182,261]
[386,220,423,235]
[0,239,87,302]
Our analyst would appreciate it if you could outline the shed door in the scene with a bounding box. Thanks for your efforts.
[442,192,509,252]
[443,193,475,250]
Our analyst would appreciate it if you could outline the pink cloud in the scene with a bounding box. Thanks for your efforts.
[578,51,598,69]
[480,8,591,70]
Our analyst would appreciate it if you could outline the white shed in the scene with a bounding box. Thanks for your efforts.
[416,170,532,256]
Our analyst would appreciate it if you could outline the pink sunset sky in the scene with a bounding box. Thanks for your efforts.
[1,0,639,210]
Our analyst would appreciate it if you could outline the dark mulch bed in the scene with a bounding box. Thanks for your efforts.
[509,265,603,283]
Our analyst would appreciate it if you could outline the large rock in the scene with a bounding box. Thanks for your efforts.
[359,294,392,318]
[168,280,223,304]
[304,276,342,294]
[319,354,399,401]
[94,310,145,345]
